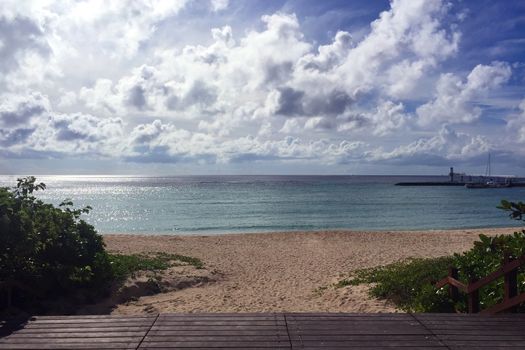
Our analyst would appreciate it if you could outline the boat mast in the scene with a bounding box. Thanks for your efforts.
[485,153,491,177]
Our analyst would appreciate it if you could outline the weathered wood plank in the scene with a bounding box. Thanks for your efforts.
[2,332,146,338]
[151,321,286,326]
[10,327,151,334]
[148,330,289,336]
[140,341,288,348]
[2,312,525,349]
[140,348,290,350]
[144,335,284,341]
[0,344,137,349]
[1,337,141,344]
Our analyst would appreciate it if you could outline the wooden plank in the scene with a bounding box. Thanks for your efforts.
[159,314,281,319]
[140,348,290,350]
[144,335,284,341]
[290,348,446,350]
[11,327,151,334]
[440,335,525,341]
[414,313,525,319]
[148,330,289,336]
[289,340,445,347]
[140,341,288,348]
[0,314,156,350]
[288,334,443,341]
[286,314,445,349]
[1,337,141,344]
[0,344,137,349]
[160,313,281,317]
[4,312,525,349]
[151,325,286,331]
[3,333,144,339]
[150,321,286,326]
[448,348,525,350]
[25,317,155,324]
[23,321,153,329]
[33,315,156,320]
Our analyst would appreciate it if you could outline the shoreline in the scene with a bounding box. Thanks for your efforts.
[104,227,521,314]
[100,224,523,236]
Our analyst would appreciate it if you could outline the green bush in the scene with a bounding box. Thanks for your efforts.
[0,177,113,301]
[337,256,455,312]
[342,199,525,312]
[108,252,204,281]
[451,230,525,312]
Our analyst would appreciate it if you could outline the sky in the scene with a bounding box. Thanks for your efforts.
[0,0,525,175]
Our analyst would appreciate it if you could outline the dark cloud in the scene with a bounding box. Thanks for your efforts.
[166,80,217,110]
[306,90,353,116]
[126,145,216,164]
[52,119,93,141]
[229,153,282,163]
[264,61,293,85]
[0,101,45,126]
[0,16,49,73]
[276,87,304,116]
[0,127,35,147]
[183,80,217,107]
[127,85,148,110]
[275,88,352,118]
[337,113,369,128]
[0,148,63,159]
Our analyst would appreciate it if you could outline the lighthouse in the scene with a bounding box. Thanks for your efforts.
[449,167,454,182]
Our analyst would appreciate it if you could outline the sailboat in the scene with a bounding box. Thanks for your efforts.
[465,153,510,188]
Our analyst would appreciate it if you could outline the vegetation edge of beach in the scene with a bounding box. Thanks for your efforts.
[333,202,525,313]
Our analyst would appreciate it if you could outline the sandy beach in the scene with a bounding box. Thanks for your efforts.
[104,227,520,314]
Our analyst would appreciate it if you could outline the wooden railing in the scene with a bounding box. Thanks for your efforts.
[435,253,525,314]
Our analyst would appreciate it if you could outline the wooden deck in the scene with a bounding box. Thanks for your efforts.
[1,313,524,349]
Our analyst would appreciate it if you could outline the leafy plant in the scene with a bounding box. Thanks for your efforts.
[451,231,525,312]
[498,200,525,221]
[0,176,113,304]
[341,199,525,312]
[336,256,455,312]
[108,252,204,281]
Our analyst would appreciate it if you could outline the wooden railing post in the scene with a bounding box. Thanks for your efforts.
[468,277,480,313]
[448,267,459,302]
[503,253,518,313]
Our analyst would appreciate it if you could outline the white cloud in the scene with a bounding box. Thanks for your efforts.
[0,92,50,127]
[210,0,229,12]
[507,98,525,143]
[372,125,491,163]
[417,61,511,126]
[337,0,460,98]
[76,1,460,139]
[0,0,522,172]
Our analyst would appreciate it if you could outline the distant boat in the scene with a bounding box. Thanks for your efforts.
[465,153,511,189]
[465,180,510,189]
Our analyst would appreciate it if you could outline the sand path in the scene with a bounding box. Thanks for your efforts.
[104,227,519,314]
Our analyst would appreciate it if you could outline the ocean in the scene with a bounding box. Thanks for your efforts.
[0,175,523,234]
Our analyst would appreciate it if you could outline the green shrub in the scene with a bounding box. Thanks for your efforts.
[452,230,525,312]
[109,252,204,281]
[338,256,455,312]
[0,177,113,301]
[342,199,525,313]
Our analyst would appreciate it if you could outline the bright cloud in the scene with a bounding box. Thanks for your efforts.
[0,0,523,174]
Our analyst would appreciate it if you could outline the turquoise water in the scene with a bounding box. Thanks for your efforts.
[0,175,524,234]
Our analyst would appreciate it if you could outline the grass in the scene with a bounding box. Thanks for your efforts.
[335,256,456,312]
[108,252,204,281]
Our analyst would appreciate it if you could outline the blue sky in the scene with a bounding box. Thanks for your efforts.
[1,0,524,175]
